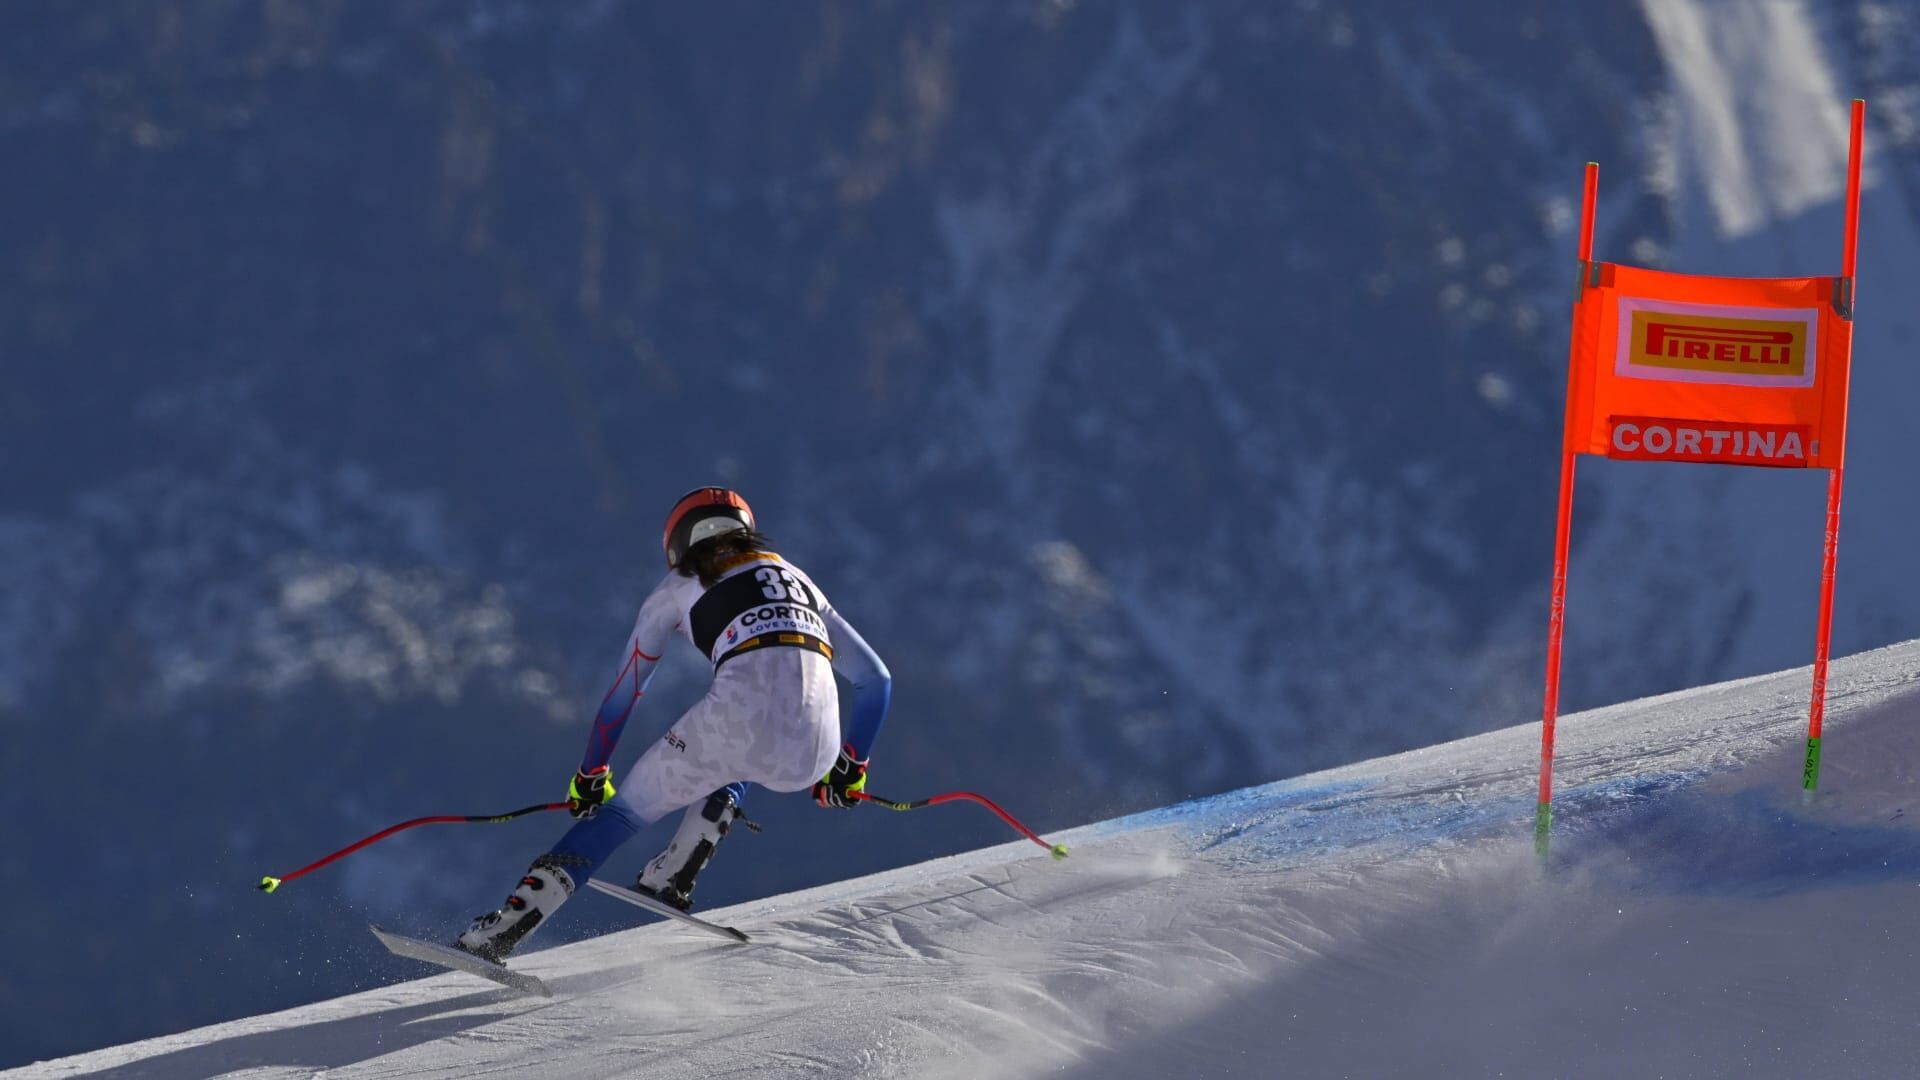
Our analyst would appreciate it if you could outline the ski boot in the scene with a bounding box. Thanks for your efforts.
[457,857,576,963]
[634,788,751,911]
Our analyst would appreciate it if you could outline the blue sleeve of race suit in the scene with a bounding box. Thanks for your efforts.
[581,578,678,773]
[825,606,891,761]
[580,640,661,773]
[582,674,642,773]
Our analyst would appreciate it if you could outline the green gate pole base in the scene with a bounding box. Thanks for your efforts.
[1534,804,1552,861]
[1802,736,1823,803]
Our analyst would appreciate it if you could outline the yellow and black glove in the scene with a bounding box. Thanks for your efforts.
[568,765,617,819]
[812,745,868,809]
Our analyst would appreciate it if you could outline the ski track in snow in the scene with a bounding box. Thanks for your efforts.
[15,640,1920,1079]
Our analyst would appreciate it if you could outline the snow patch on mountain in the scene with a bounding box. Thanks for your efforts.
[1,393,571,718]
[1642,0,1853,238]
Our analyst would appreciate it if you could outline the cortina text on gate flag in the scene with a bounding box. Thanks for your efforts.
[1607,417,1811,467]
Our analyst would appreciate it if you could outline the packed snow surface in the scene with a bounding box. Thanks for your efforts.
[17,642,1920,1079]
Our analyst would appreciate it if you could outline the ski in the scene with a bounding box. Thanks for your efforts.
[585,878,752,943]
[369,925,553,998]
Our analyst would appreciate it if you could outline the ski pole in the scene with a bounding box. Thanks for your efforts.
[854,790,1069,860]
[258,802,570,893]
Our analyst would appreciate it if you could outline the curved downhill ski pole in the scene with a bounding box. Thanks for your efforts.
[854,790,1068,860]
[258,802,570,893]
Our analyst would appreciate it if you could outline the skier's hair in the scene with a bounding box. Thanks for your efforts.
[678,529,776,586]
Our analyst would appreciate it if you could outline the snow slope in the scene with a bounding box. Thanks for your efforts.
[17,642,1920,1079]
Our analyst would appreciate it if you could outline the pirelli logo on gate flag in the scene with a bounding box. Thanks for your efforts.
[1616,300,1817,389]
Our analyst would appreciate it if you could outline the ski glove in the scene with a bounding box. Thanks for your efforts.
[812,745,868,809]
[568,765,617,819]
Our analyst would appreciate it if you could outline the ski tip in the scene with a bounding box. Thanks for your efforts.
[259,876,283,893]
[1049,843,1069,861]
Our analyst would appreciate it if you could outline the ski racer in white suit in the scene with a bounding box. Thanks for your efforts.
[458,487,892,962]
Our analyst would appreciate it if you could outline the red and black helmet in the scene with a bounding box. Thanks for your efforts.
[662,487,755,568]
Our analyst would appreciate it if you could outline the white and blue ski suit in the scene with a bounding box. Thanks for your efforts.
[541,550,891,885]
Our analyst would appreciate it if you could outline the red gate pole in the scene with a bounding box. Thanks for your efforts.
[1804,99,1866,796]
[1804,468,1844,795]
[1538,161,1600,858]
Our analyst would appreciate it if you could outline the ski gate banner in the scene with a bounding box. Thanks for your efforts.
[1535,100,1867,855]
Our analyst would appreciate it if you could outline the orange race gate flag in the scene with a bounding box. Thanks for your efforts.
[1534,100,1866,857]
[1564,267,1854,469]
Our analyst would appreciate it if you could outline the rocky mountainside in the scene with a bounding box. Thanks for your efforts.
[3,0,1917,1065]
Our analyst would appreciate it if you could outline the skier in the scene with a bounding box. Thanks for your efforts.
[457,487,892,962]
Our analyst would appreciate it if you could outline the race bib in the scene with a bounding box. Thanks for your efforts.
[687,562,832,666]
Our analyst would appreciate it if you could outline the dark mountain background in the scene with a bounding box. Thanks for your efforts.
[5,1,1916,1066]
